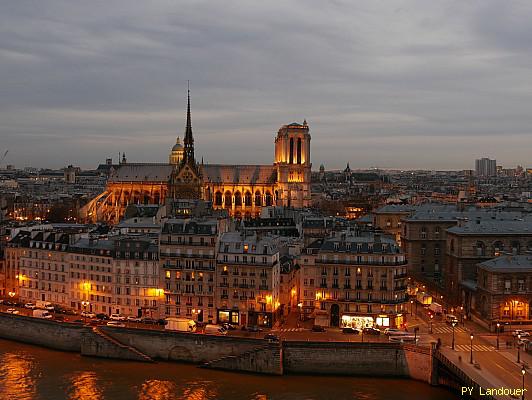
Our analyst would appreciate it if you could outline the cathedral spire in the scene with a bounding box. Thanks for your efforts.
[183,81,195,163]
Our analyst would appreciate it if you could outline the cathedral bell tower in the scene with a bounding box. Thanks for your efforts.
[274,120,311,208]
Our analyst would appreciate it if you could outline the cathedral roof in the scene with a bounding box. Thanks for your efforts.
[108,163,174,183]
[202,164,277,185]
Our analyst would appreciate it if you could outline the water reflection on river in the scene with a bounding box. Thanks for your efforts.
[0,339,457,400]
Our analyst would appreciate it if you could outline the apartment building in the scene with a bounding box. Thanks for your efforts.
[159,218,225,323]
[216,232,281,328]
[301,230,408,329]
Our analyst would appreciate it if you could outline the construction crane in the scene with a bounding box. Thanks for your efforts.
[0,150,8,164]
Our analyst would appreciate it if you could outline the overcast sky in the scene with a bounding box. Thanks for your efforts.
[1,1,531,170]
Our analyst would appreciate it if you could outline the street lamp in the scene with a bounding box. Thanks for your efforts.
[452,320,457,350]
[81,300,90,322]
[522,367,526,400]
[430,314,434,334]
[496,322,500,350]
[470,333,474,364]
[518,333,521,363]
[410,300,413,316]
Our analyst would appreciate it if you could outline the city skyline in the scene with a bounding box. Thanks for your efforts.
[2,1,532,169]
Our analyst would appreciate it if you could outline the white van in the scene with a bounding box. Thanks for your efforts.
[165,317,196,333]
[204,324,227,335]
[33,309,53,319]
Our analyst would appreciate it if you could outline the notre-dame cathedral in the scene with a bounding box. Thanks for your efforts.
[83,91,312,223]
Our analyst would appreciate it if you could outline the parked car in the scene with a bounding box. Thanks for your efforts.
[107,321,126,328]
[222,323,237,331]
[96,313,109,320]
[513,330,530,337]
[363,327,381,335]
[127,316,142,323]
[72,319,84,324]
[6,308,19,314]
[54,315,65,322]
[342,327,360,334]
[384,328,403,336]
[312,325,326,332]
[110,314,126,321]
[389,335,417,343]
[81,311,96,319]
[141,317,157,324]
[157,319,168,326]
[24,302,36,309]
[247,325,263,332]
[264,333,279,342]
[62,309,78,315]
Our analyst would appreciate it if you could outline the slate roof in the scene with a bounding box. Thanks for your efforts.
[447,220,532,235]
[202,164,276,185]
[108,163,174,183]
[479,255,532,272]
[162,218,218,235]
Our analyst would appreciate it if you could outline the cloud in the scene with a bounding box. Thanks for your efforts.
[0,0,531,169]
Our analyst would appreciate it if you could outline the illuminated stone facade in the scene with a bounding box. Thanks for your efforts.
[82,94,312,224]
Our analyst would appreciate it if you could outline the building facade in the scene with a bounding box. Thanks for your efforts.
[215,232,281,328]
[475,256,532,328]
[300,231,408,329]
[445,219,532,309]
[159,218,224,323]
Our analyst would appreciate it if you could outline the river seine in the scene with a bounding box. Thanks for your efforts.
[0,339,457,400]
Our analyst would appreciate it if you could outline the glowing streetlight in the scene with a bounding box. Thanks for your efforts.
[470,333,474,364]
[522,367,526,400]
[452,320,457,350]
[518,333,521,363]
[496,322,500,350]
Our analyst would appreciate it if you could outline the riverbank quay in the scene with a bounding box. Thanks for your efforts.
[0,312,503,397]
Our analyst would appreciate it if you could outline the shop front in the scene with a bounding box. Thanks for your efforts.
[341,314,374,329]
[248,310,273,328]
[340,313,405,329]
[217,309,240,325]
[376,313,404,329]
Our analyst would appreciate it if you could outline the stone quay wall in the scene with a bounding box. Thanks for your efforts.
[0,314,432,381]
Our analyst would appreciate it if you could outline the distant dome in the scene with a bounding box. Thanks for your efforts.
[172,137,183,151]
[169,137,184,165]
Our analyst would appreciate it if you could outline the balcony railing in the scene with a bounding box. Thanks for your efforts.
[258,285,269,290]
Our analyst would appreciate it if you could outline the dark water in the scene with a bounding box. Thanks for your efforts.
[0,339,457,400]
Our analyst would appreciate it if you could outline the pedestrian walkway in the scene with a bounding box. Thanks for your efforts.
[272,328,304,333]
[433,326,467,334]
[453,344,495,352]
